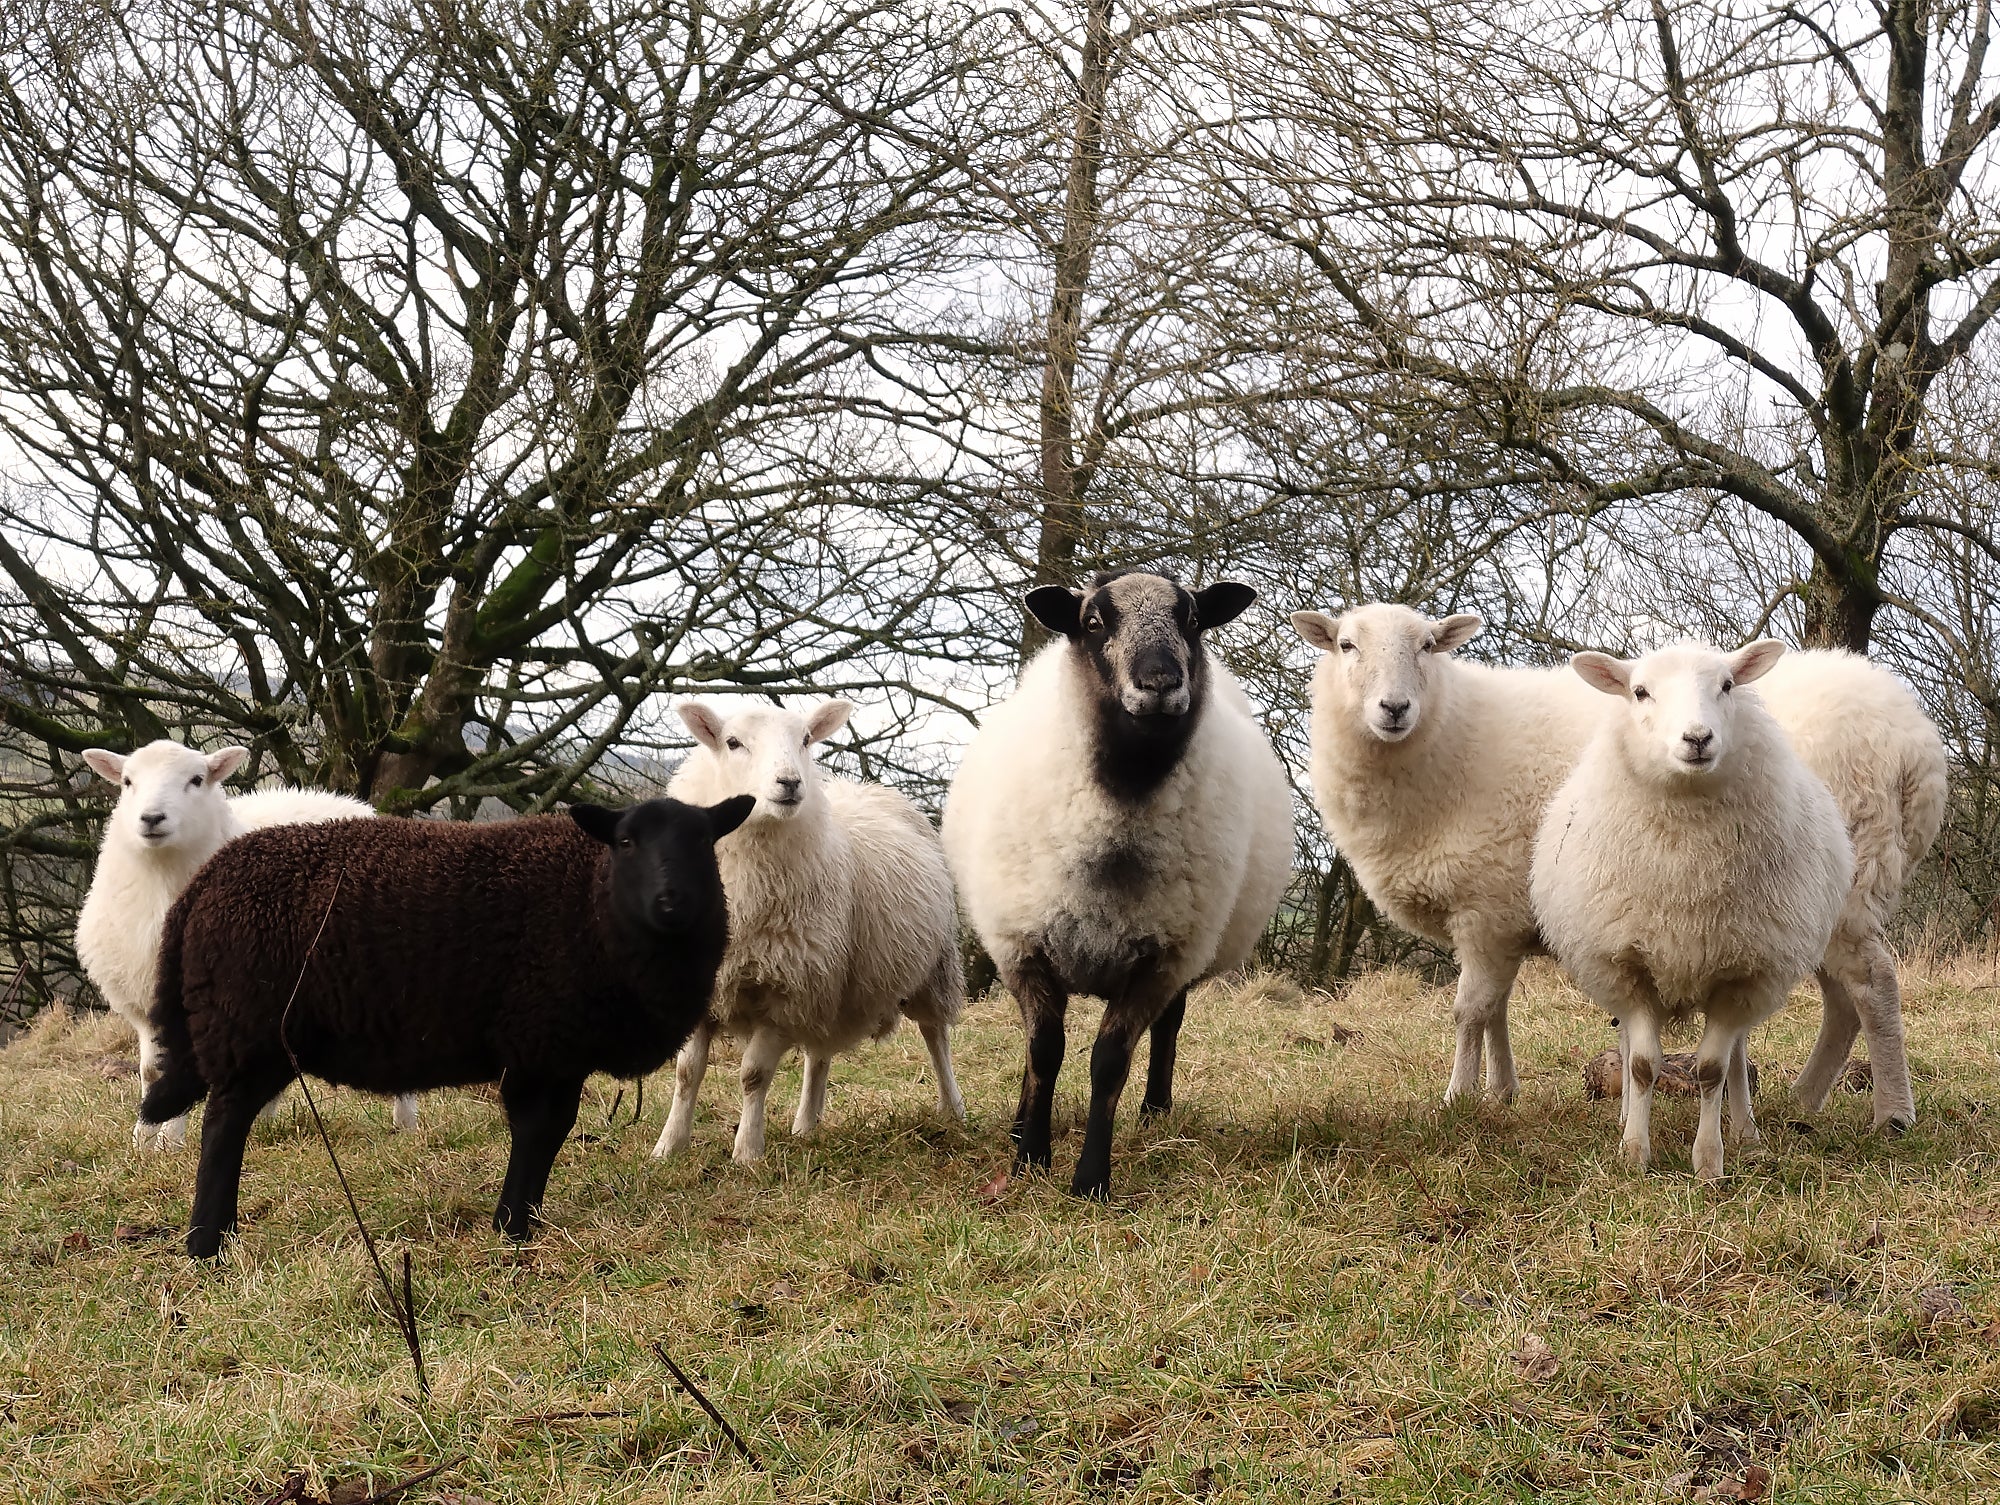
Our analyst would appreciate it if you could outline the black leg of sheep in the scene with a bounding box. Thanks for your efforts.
[494,1075,585,1240]
[187,1084,277,1260]
[1009,965,1069,1174]
[1138,987,1190,1119]
[1072,971,1185,1201]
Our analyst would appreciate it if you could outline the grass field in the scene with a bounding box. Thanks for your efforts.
[1,957,1997,1504]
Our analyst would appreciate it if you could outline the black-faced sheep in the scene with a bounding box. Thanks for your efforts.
[139,796,753,1258]
[942,569,1294,1199]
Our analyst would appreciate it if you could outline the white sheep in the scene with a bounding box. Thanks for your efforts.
[1529,641,1854,1178]
[1750,650,1948,1129]
[75,739,418,1149]
[1290,605,1948,1129]
[656,698,964,1162]
[943,570,1294,1199]
[1288,603,1608,1103]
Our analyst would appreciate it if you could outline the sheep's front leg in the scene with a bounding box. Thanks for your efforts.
[1072,969,1182,1200]
[1445,939,1524,1104]
[731,1024,791,1164]
[1691,1016,1744,1182]
[1138,986,1189,1119]
[496,1074,583,1239]
[654,1019,713,1157]
[185,1074,285,1260]
[392,1094,420,1132]
[1621,1010,1662,1172]
[1793,957,1862,1115]
[916,1018,965,1122]
[1007,951,1068,1174]
[1725,1036,1760,1148]
[792,1052,830,1137]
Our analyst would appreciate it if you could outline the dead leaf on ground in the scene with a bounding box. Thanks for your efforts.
[1339,1437,1398,1474]
[1917,1285,1968,1326]
[114,1223,175,1244]
[1512,1332,1560,1383]
[95,1054,137,1080]
[975,1169,1010,1202]
[1582,1048,1758,1100]
[1699,1463,1771,1501]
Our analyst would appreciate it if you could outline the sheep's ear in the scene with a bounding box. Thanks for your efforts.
[706,794,756,840]
[1024,586,1083,637]
[805,699,853,744]
[569,803,623,844]
[205,746,249,782]
[1288,611,1341,652]
[1428,614,1483,653]
[1730,639,1787,685]
[1571,652,1633,697]
[1193,581,1256,630]
[81,749,126,783]
[677,701,727,753]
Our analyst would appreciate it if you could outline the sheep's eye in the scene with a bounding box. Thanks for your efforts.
[122,777,131,788]
[1422,637,1436,651]
[1084,614,1105,633]
[189,775,203,789]
[802,734,811,748]
[725,737,742,751]
[618,835,634,849]
[1337,640,1356,653]
[1721,679,1734,693]
[1633,686,1650,701]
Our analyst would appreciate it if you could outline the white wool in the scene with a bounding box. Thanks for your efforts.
[942,642,1294,998]
[1530,641,1855,1178]
[1291,603,1609,1102]
[660,699,963,1160]
[72,738,409,1148]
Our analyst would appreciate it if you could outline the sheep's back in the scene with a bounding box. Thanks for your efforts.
[167,816,683,1092]
[826,779,958,1029]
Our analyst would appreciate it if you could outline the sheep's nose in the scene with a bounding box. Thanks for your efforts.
[1379,698,1411,721]
[140,811,167,830]
[775,775,801,795]
[1682,729,1714,755]
[1134,665,1184,693]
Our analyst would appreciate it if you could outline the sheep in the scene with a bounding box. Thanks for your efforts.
[1287,603,1609,1104]
[942,569,1294,1199]
[137,795,754,1258]
[1750,649,1948,1130]
[74,739,418,1149]
[656,698,964,1162]
[1290,606,1948,1129]
[1528,641,1854,1179]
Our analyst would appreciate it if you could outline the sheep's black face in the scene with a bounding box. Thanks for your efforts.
[570,796,754,938]
[1025,570,1256,799]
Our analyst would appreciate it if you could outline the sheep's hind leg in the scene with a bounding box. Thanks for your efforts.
[1138,986,1189,1120]
[1858,938,1916,1132]
[1007,953,1068,1174]
[132,1028,188,1152]
[186,1080,279,1260]
[391,1093,420,1132]
[495,1075,583,1239]
[916,1018,965,1122]
[792,1053,830,1137]
[654,1019,713,1157]
[731,1025,790,1164]
[1445,943,1523,1105]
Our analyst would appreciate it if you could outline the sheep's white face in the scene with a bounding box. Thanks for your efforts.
[677,700,854,824]
[1572,640,1787,782]
[1288,602,1483,743]
[82,739,248,854]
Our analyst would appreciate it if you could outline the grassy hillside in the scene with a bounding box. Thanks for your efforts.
[1,959,1996,1504]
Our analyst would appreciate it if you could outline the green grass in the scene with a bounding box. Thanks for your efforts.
[1,958,1997,1503]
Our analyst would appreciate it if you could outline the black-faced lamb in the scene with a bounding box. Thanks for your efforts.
[942,569,1294,1199]
[1529,641,1854,1179]
[138,796,753,1258]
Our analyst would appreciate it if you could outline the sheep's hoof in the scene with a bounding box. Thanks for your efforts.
[1692,1156,1725,1183]
[1618,1139,1651,1173]
[1069,1173,1112,1201]
[1138,1097,1171,1121]
[1873,1114,1913,1137]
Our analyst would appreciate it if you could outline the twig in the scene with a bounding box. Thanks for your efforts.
[255,1476,308,1505]
[601,1077,644,1129]
[279,864,429,1400]
[360,1452,468,1504]
[652,1339,763,1470]
[1385,1147,1457,1227]
[509,1409,628,1426]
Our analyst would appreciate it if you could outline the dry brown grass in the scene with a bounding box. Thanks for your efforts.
[1,961,1996,1503]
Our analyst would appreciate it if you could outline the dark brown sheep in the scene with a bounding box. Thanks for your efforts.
[140,796,753,1259]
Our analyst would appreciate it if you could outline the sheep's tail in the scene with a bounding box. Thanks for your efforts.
[1898,729,1950,872]
[138,906,208,1125]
